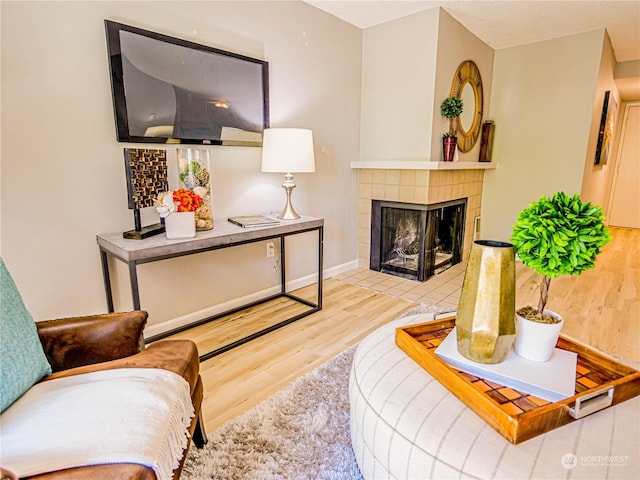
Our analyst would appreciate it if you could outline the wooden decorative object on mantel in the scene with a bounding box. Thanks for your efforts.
[395,316,640,444]
[450,60,483,153]
[123,148,168,239]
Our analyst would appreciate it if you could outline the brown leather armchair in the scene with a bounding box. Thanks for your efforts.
[10,311,206,480]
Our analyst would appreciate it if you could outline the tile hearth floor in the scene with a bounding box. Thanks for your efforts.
[333,262,467,310]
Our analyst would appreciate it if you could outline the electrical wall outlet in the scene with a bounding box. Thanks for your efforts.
[266,241,275,258]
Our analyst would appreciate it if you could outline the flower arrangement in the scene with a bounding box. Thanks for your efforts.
[177,149,213,231]
[155,188,203,218]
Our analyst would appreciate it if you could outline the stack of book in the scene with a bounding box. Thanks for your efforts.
[227,215,280,228]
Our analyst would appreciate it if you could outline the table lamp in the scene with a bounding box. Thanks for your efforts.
[261,128,315,220]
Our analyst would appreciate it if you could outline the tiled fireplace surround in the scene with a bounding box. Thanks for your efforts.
[357,168,485,271]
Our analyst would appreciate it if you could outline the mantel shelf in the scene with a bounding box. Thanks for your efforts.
[350,161,497,170]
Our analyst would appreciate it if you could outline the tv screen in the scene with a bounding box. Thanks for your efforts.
[105,20,269,146]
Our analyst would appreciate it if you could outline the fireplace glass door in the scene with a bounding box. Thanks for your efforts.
[371,199,466,281]
[380,207,427,280]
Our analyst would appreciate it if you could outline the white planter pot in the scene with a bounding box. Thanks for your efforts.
[514,309,564,362]
[165,211,196,239]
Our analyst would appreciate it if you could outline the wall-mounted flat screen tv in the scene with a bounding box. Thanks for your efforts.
[105,20,269,146]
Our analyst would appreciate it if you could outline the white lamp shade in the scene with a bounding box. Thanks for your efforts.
[261,128,315,173]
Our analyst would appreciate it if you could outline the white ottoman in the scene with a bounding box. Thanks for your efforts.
[349,313,639,480]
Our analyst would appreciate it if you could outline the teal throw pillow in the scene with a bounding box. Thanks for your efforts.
[1,258,52,412]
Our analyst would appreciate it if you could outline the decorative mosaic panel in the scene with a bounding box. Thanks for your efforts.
[124,148,169,210]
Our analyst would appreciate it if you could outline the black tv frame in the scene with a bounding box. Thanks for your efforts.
[105,20,269,146]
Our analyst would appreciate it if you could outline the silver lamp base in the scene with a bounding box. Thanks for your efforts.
[277,173,301,220]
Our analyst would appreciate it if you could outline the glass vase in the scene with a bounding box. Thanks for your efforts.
[177,147,213,231]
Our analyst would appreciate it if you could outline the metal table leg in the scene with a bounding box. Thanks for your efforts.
[100,249,115,313]
[128,261,141,311]
[318,226,324,309]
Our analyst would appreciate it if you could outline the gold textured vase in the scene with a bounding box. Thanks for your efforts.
[456,240,516,364]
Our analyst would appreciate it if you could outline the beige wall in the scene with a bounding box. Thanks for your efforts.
[359,7,494,164]
[432,9,494,163]
[360,8,439,162]
[0,1,362,332]
[481,30,606,241]
[581,32,621,212]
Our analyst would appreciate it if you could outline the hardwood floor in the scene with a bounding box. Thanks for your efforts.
[170,226,638,433]
[190,280,414,432]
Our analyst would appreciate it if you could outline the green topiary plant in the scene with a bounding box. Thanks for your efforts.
[440,96,463,136]
[510,192,611,322]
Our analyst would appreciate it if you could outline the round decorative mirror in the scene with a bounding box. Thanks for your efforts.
[459,82,476,131]
[450,60,483,152]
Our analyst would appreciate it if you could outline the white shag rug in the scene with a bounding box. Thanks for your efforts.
[181,303,451,480]
[182,345,361,480]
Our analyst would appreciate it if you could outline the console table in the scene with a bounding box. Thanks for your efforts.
[97,216,323,360]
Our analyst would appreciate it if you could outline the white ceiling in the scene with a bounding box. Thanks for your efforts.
[305,0,640,62]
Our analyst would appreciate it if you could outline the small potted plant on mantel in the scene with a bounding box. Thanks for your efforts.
[510,192,611,362]
[440,96,463,162]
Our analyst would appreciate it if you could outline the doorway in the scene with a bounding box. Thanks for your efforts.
[608,102,640,228]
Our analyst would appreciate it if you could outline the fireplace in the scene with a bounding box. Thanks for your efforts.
[370,199,466,281]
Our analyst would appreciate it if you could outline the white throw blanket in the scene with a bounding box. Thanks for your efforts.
[0,368,194,479]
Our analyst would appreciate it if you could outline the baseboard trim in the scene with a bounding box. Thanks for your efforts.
[143,285,281,338]
[324,259,359,279]
[144,259,359,339]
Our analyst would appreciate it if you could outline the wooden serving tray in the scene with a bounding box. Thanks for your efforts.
[395,316,640,444]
